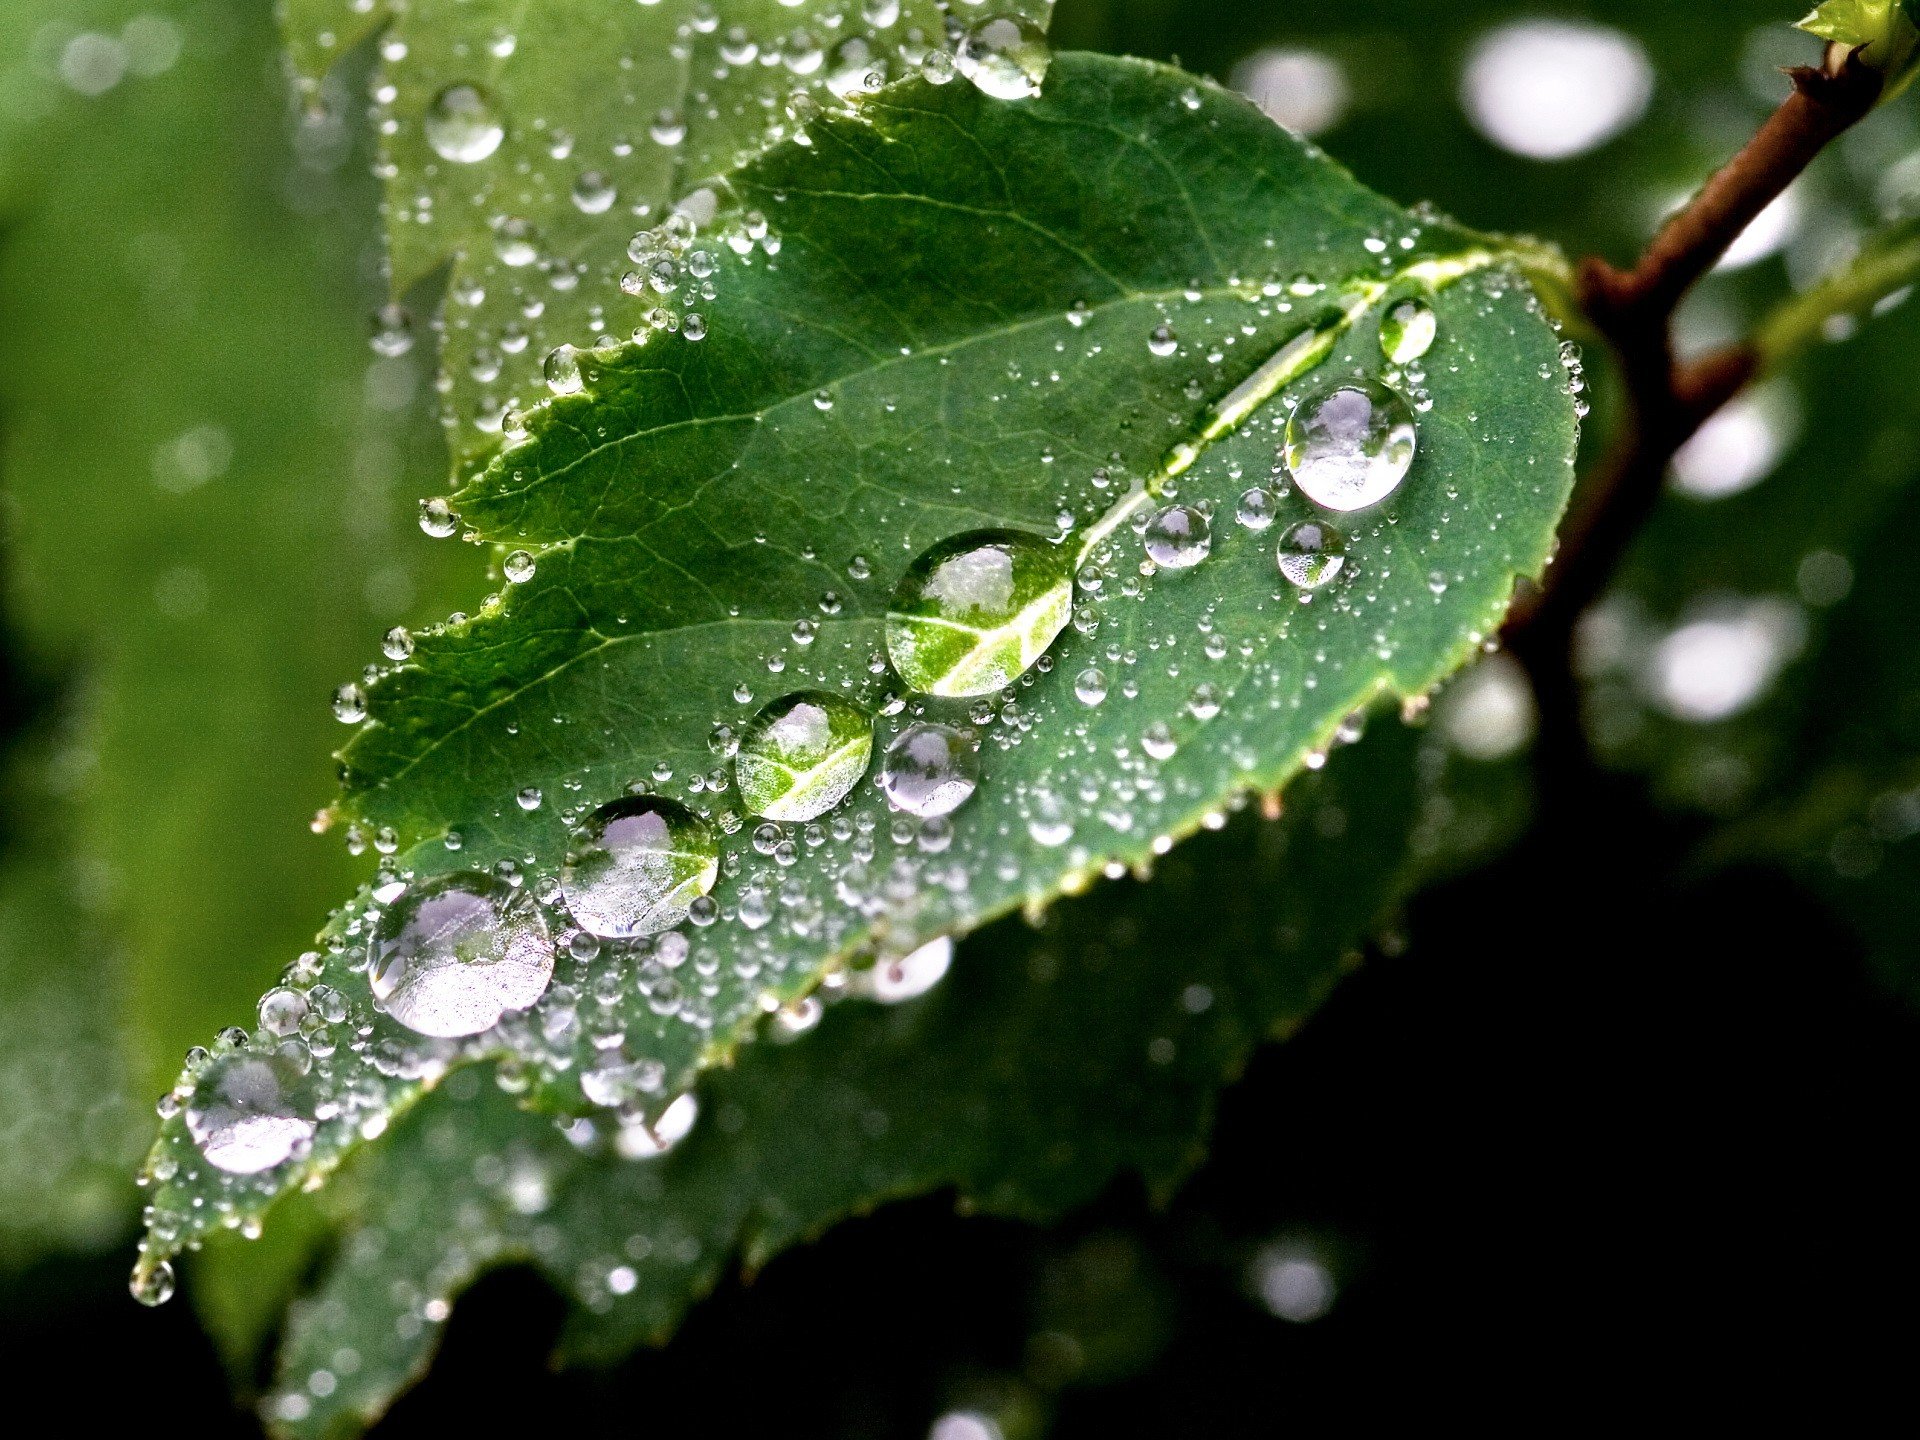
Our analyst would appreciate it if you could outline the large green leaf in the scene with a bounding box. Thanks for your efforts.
[135,53,1577,1291]
[280,0,1052,478]
[255,717,1519,1436]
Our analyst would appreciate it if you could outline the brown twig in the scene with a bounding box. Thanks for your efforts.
[1505,45,1884,780]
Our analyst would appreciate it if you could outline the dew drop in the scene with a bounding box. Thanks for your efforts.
[425,83,505,163]
[185,1050,317,1175]
[561,796,719,939]
[503,550,536,583]
[955,17,1052,100]
[864,936,953,1003]
[382,626,414,661]
[370,872,554,1037]
[886,530,1072,698]
[1283,380,1417,512]
[734,691,875,822]
[1235,486,1278,530]
[1147,323,1178,357]
[543,345,583,395]
[1074,667,1108,706]
[878,723,979,817]
[1276,519,1347,590]
[130,1261,175,1307]
[1380,298,1437,364]
[331,683,366,723]
[418,496,459,538]
[1143,503,1211,569]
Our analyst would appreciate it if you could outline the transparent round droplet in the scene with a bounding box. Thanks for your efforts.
[1144,504,1211,569]
[1380,298,1437,364]
[878,723,979,818]
[503,549,536,583]
[419,496,459,538]
[1276,519,1347,590]
[185,1050,316,1174]
[1283,380,1417,512]
[1074,667,1108,706]
[130,1260,175,1307]
[1027,787,1075,847]
[734,690,874,822]
[561,796,719,939]
[886,529,1072,698]
[1147,323,1178,357]
[425,83,505,163]
[955,17,1052,100]
[543,344,583,395]
[370,872,554,1037]
[1235,486,1278,530]
[382,625,414,661]
[571,170,616,214]
[331,683,366,723]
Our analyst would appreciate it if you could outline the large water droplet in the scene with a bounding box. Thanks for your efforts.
[425,83,505,163]
[878,723,979,817]
[735,691,874,822]
[1276,519,1347,590]
[886,530,1072,698]
[562,796,719,938]
[130,1260,175,1307]
[185,1050,316,1175]
[1283,380,1417,512]
[1379,299,1437,364]
[955,17,1052,100]
[1144,504,1212,569]
[370,872,554,1036]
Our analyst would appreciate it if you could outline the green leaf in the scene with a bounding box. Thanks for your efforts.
[256,718,1503,1436]
[1798,0,1920,95]
[279,0,1053,479]
[135,53,1576,1291]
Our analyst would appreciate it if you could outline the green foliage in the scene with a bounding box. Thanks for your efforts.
[259,718,1512,1435]
[278,0,1053,480]
[134,51,1577,1302]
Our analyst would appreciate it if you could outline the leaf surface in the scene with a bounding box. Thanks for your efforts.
[136,53,1577,1290]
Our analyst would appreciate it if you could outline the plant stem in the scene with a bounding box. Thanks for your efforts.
[1506,44,1886,782]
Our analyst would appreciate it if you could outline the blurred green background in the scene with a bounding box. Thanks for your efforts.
[3,0,1917,1430]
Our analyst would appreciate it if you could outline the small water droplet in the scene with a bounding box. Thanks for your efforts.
[370,872,554,1036]
[185,1050,317,1174]
[1143,503,1211,569]
[503,550,536,583]
[1147,323,1178,357]
[735,691,874,822]
[544,345,583,395]
[1379,298,1437,364]
[561,797,720,939]
[955,17,1052,100]
[1235,486,1278,530]
[886,530,1072,698]
[1283,380,1417,512]
[331,683,366,723]
[878,723,979,817]
[1276,519,1347,590]
[425,83,505,163]
[1074,667,1108,706]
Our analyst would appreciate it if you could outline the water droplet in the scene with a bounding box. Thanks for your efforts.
[1147,323,1178,357]
[571,170,616,214]
[516,785,543,811]
[369,303,413,357]
[1283,381,1417,512]
[734,691,874,822]
[185,1050,316,1174]
[370,872,554,1037]
[1142,722,1178,760]
[1276,519,1347,590]
[1074,667,1108,705]
[886,530,1072,698]
[130,1260,174,1307]
[1143,504,1211,569]
[1027,787,1074,846]
[419,496,459,538]
[1379,299,1437,364]
[382,626,414,661]
[1235,486,1278,530]
[561,796,720,938]
[503,550,536,583]
[864,936,954,1003]
[425,83,505,163]
[543,344,583,395]
[955,17,1052,100]
[331,683,366,723]
[878,723,979,817]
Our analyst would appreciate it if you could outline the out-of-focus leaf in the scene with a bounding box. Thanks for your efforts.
[134,53,1577,1294]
